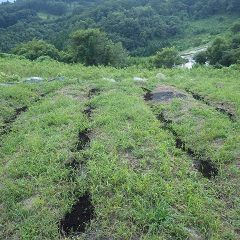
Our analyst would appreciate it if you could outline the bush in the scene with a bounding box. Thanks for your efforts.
[12,39,60,61]
[69,29,128,67]
[194,51,208,64]
[207,35,240,67]
[207,37,228,65]
[153,47,183,68]
[231,22,240,34]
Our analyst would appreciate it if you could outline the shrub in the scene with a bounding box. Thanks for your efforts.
[69,29,128,67]
[194,51,208,64]
[153,47,183,68]
[12,39,60,61]
[231,22,240,34]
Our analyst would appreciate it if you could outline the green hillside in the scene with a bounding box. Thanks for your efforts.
[0,55,239,239]
[0,1,240,239]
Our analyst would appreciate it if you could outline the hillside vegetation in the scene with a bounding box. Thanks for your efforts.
[0,55,239,239]
[0,0,240,239]
[0,0,240,56]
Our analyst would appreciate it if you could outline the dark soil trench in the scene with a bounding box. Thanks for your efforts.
[1,93,46,137]
[60,193,94,236]
[1,106,28,136]
[143,88,218,179]
[157,113,218,179]
[185,89,236,121]
[60,88,99,237]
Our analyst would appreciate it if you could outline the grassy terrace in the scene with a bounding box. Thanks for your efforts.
[0,56,239,239]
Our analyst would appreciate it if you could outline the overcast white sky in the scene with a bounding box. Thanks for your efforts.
[0,0,15,3]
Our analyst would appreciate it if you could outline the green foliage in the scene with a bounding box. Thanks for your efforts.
[12,39,60,61]
[231,22,240,34]
[70,29,128,67]
[207,37,228,65]
[207,34,240,66]
[153,47,183,68]
[1,0,240,56]
[194,51,208,64]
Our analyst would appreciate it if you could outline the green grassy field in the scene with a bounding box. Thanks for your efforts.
[0,56,239,239]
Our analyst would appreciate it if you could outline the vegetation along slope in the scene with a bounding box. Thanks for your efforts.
[0,0,240,239]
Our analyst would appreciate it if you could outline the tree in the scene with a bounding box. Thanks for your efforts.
[206,34,240,67]
[231,22,240,34]
[207,37,228,65]
[12,39,60,60]
[194,51,208,64]
[153,47,183,68]
[69,29,128,67]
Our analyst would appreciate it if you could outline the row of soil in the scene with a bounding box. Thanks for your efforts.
[0,88,92,239]
[70,89,234,239]
[157,112,218,179]
[142,85,239,238]
[60,88,100,237]
[185,88,236,121]
[1,80,68,138]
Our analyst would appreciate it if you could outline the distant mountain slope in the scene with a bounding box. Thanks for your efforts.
[0,0,239,55]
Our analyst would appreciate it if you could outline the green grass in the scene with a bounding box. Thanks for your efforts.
[0,55,239,239]
[0,88,89,239]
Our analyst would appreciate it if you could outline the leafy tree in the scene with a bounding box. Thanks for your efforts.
[70,29,128,67]
[194,51,208,64]
[207,34,240,67]
[231,22,240,34]
[12,39,60,60]
[153,47,183,68]
[207,37,228,65]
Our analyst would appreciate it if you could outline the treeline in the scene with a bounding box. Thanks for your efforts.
[195,23,240,67]
[0,0,240,55]
[12,29,128,68]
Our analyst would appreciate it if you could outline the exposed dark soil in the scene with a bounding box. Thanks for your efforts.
[157,111,218,179]
[77,129,90,151]
[84,106,95,118]
[88,88,100,98]
[1,93,46,138]
[142,87,186,102]
[60,193,95,236]
[142,87,152,101]
[185,89,236,121]
[195,160,218,179]
[61,88,98,236]
[1,106,28,136]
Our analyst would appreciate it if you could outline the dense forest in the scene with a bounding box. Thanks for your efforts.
[0,0,240,56]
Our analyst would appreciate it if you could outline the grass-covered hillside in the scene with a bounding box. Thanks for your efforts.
[0,55,239,239]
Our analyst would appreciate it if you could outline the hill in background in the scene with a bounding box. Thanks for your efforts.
[0,0,239,56]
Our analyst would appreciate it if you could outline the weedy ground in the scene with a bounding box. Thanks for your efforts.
[0,56,239,239]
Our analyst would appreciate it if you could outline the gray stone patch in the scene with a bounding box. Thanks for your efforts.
[23,77,44,83]
[133,77,147,82]
[156,73,166,80]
